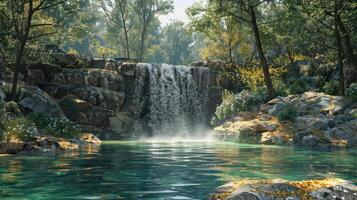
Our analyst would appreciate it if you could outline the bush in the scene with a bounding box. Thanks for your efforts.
[276,105,298,122]
[238,66,288,91]
[346,83,357,102]
[28,113,80,138]
[45,118,80,138]
[273,79,289,97]
[1,118,38,141]
[211,88,268,125]
[27,113,51,129]
[4,101,23,117]
[288,79,308,94]
[323,80,340,95]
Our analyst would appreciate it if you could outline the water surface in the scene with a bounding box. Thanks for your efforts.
[0,141,356,199]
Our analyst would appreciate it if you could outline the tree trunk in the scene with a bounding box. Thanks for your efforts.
[0,49,6,80]
[337,14,357,88]
[249,6,274,99]
[120,12,130,58]
[139,26,146,62]
[334,4,344,95]
[11,0,34,100]
[11,39,26,100]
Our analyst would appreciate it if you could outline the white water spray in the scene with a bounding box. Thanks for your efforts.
[132,63,212,136]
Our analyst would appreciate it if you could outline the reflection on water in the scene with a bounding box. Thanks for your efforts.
[0,141,356,200]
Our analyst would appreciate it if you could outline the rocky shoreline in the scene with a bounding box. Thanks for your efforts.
[0,133,100,155]
[214,91,357,150]
[210,178,357,200]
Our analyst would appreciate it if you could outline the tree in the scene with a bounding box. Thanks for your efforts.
[188,3,251,63]
[160,21,193,65]
[0,0,79,99]
[102,0,136,58]
[291,0,357,93]
[189,0,275,99]
[133,0,173,61]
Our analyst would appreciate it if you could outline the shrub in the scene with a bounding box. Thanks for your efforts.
[1,118,38,141]
[27,113,51,129]
[323,80,340,95]
[346,83,357,102]
[238,66,288,91]
[4,101,23,117]
[28,113,80,138]
[211,88,268,125]
[273,79,288,97]
[45,118,80,138]
[276,105,298,122]
[288,79,308,94]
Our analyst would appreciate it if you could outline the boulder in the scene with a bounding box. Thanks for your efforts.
[104,60,119,71]
[109,113,134,133]
[71,133,101,145]
[58,95,114,127]
[62,68,86,85]
[295,114,332,131]
[120,63,136,77]
[0,136,79,154]
[28,63,62,75]
[15,83,65,118]
[348,136,357,147]
[73,86,125,112]
[86,69,124,91]
[51,53,91,68]
[27,69,46,84]
[0,141,26,154]
[92,58,106,69]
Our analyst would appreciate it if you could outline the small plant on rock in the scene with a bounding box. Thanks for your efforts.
[322,80,340,95]
[277,105,298,122]
[211,88,268,126]
[46,118,80,138]
[288,79,308,94]
[28,113,80,138]
[2,118,38,141]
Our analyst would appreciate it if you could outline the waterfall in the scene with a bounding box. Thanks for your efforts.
[132,63,212,136]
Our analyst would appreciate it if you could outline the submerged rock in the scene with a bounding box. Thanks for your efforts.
[210,178,357,200]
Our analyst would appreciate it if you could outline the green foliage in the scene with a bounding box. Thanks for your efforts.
[322,80,340,95]
[289,79,308,94]
[277,105,298,122]
[211,88,268,125]
[4,101,22,116]
[1,118,37,141]
[45,118,80,138]
[273,79,289,97]
[27,113,51,129]
[28,113,80,138]
[346,83,357,102]
[238,66,288,91]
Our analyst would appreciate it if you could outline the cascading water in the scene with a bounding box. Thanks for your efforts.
[132,63,212,136]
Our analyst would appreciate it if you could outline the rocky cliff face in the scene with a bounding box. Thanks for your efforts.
[23,57,231,138]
